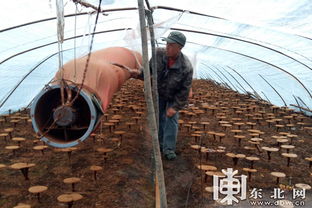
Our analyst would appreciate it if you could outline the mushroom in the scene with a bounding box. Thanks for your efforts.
[233,135,245,146]
[125,122,136,130]
[280,145,295,153]
[261,147,279,161]
[33,145,48,155]
[28,185,48,202]
[63,177,81,192]
[271,172,286,185]
[275,124,285,132]
[0,133,8,143]
[281,153,297,167]
[103,122,114,133]
[57,193,83,208]
[226,153,245,166]
[204,186,216,194]
[191,134,201,143]
[4,127,14,138]
[200,121,210,130]
[59,147,78,160]
[233,122,244,130]
[295,183,311,190]
[5,145,20,155]
[97,147,113,163]
[286,134,298,144]
[230,129,242,135]
[245,156,260,169]
[113,130,126,145]
[305,157,312,168]
[205,171,225,184]
[13,203,32,208]
[90,165,103,180]
[242,168,257,182]
[214,132,226,143]
[10,162,35,180]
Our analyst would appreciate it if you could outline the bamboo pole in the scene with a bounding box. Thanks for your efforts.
[146,10,159,128]
[137,0,167,207]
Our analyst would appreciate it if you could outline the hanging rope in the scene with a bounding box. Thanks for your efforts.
[70,0,103,106]
[56,0,66,105]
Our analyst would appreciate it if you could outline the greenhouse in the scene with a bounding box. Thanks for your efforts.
[0,0,312,207]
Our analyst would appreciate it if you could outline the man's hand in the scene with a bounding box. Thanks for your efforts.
[129,68,142,79]
[166,107,177,117]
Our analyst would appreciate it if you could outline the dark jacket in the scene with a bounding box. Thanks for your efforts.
[150,48,193,111]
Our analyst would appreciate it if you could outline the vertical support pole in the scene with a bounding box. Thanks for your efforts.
[146,10,159,128]
[137,1,168,208]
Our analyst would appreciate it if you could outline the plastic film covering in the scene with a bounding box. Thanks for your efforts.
[0,0,312,114]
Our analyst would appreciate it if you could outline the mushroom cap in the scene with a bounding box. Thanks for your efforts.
[247,129,261,133]
[250,138,263,142]
[194,131,205,134]
[280,145,295,149]
[281,153,297,158]
[217,146,226,150]
[305,157,312,162]
[276,138,289,143]
[200,121,210,125]
[5,145,20,150]
[0,164,6,169]
[205,171,225,177]
[56,147,78,152]
[230,130,243,133]
[12,137,26,142]
[13,203,32,208]
[235,154,246,158]
[271,172,286,178]
[272,135,287,139]
[295,183,311,190]
[234,135,246,139]
[57,193,83,203]
[28,185,48,193]
[190,144,201,150]
[10,163,35,170]
[96,148,113,153]
[196,165,217,171]
[226,153,245,158]
[114,130,126,135]
[214,132,226,137]
[63,177,81,184]
[244,146,256,150]
[243,168,257,173]
[205,186,217,193]
[33,145,48,150]
[262,147,279,152]
[90,165,103,171]
[287,134,298,138]
[4,128,14,132]
[191,134,201,137]
[245,156,260,161]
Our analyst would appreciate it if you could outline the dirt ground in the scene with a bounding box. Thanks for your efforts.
[1,79,312,208]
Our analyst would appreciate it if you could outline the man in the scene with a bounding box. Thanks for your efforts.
[139,31,193,160]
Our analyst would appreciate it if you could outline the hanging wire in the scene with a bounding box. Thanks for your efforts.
[73,2,79,82]
[56,0,66,105]
[70,0,103,105]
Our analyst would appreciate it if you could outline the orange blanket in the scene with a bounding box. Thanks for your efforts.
[54,47,142,111]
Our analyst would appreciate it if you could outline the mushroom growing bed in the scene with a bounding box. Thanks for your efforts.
[0,79,312,207]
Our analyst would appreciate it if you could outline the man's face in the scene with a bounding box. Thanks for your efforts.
[166,43,182,58]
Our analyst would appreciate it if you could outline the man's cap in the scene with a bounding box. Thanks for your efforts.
[162,31,186,47]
